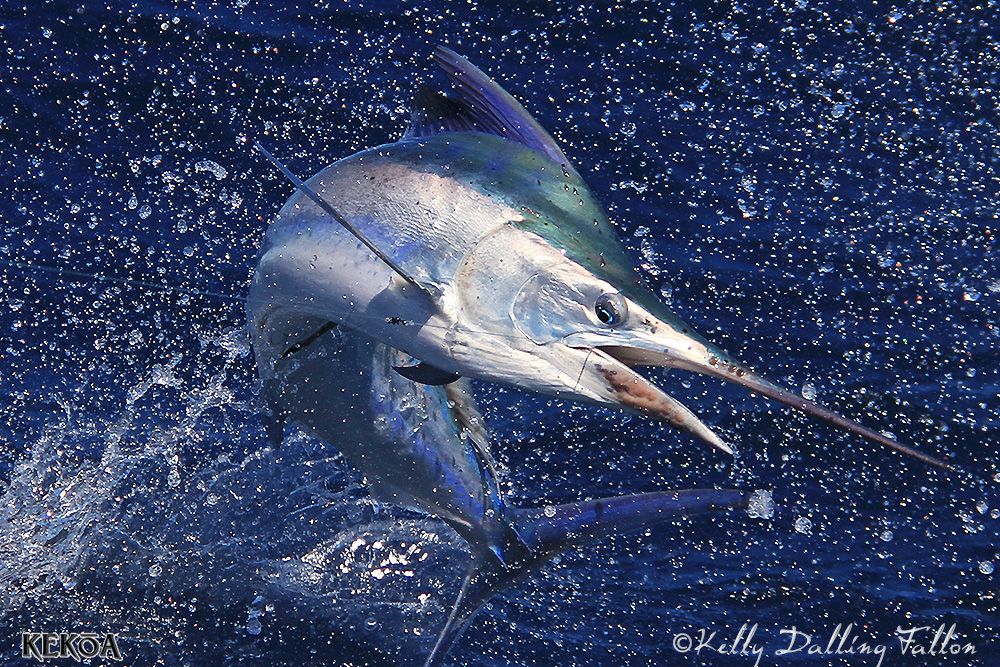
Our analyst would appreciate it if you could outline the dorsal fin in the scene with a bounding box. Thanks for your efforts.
[406,46,573,169]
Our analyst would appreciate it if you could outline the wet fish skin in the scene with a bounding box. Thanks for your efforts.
[247,45,949,667]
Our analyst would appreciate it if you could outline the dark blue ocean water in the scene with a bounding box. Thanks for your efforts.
[0,1,997,666]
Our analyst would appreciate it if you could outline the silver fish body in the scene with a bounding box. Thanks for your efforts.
[251,123,948,467]
[251,129,636,381]
[248,46,948,667]
[250,130,738,448]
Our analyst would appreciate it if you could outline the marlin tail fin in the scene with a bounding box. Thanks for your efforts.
[422,488,751,667]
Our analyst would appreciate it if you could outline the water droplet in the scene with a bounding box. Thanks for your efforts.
[148,564,162,577]
[139,204,152,219]
[364,617,378,631]
[195,159,228,180]
[543,505,557,518]
[246,616,262,635]
[979,561,994,575]
[880,530,893,542]
[747,490,774,519]
[794,517,812,534]
[801,383,817,400]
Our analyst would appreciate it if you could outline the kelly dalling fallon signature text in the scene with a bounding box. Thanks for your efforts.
[671,622,974,666]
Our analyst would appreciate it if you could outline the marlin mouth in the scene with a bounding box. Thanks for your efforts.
[580,346,734,455]
[587,344,952,471]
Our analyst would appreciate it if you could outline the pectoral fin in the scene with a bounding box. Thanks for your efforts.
[393,362,462,386]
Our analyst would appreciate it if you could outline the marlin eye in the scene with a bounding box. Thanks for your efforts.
[594,293,627,326]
